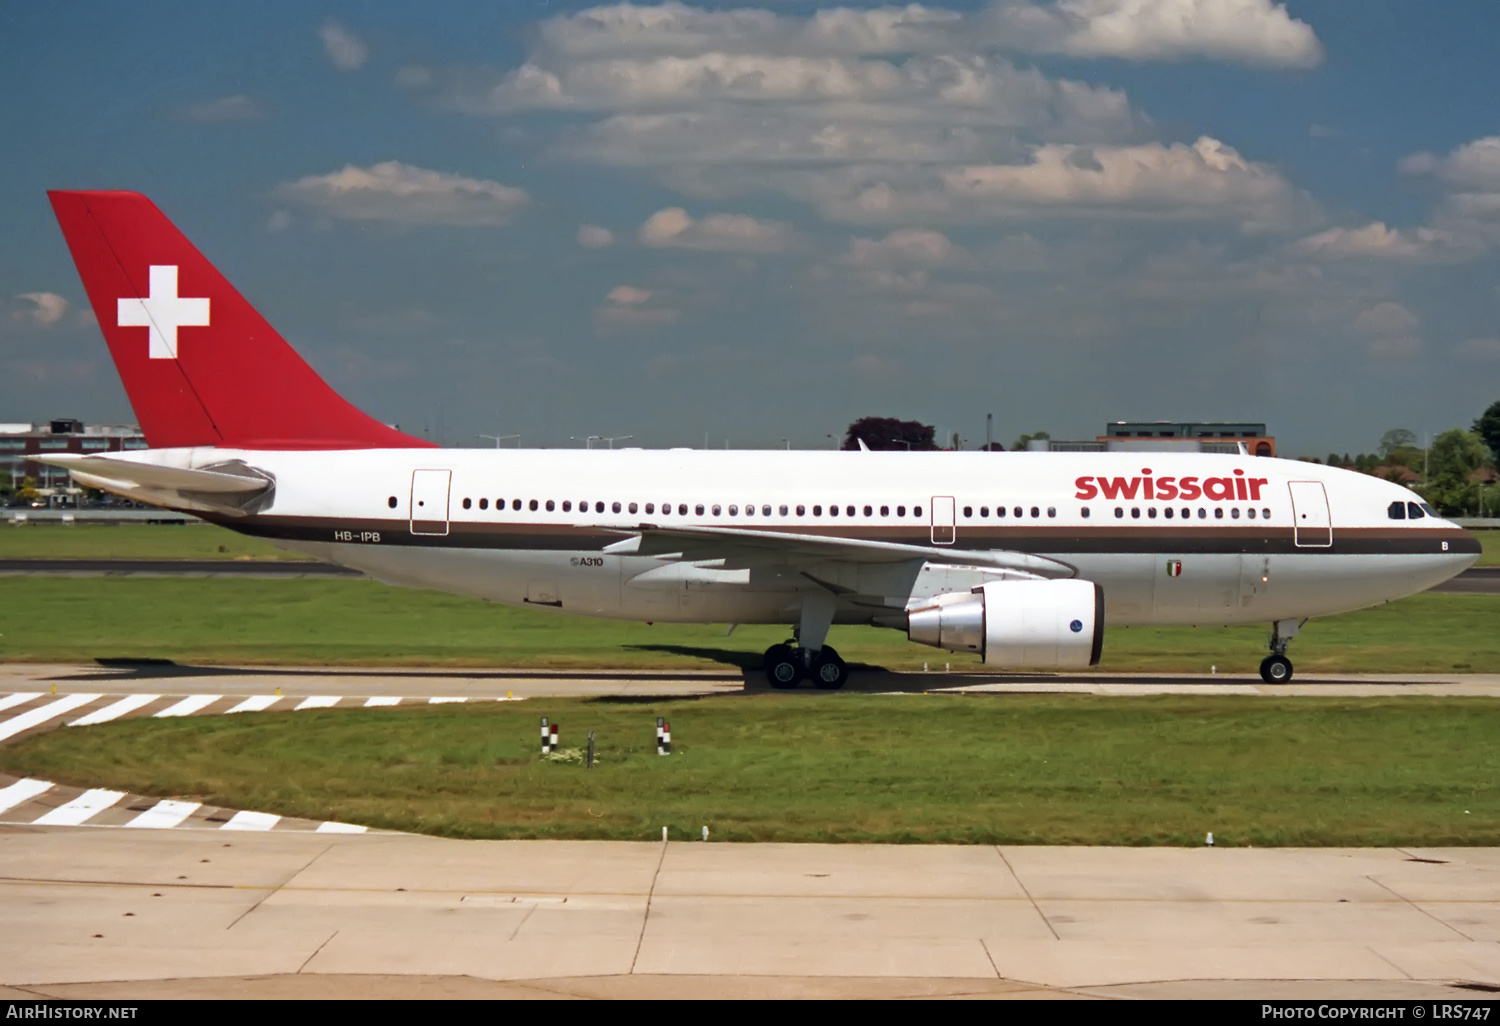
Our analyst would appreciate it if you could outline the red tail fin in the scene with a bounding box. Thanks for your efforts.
[48,190,433,450]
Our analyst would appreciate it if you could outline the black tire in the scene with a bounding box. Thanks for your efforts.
[764,644,801,689]
[1260,654,1293,684]
[811,649,849,690]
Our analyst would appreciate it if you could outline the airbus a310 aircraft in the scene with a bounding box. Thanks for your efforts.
[40,191,1481,688]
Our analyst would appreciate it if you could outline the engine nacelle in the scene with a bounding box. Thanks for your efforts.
[907,579,1104,668]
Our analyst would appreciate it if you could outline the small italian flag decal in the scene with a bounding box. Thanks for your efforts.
[1167,560,1183,578]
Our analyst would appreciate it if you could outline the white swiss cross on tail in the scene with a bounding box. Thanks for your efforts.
[117,265,210,359]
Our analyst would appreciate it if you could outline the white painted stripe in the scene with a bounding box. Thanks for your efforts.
[69,694,161,726]
[153,695,219,718]
[227,695,279,714]
[0,778,54,815]
[221,810,280,831]
[32,788,126,826]
[294,696,339,710]
[363,696,401,707]
[125,799,202,829]
[0,693,42,714]
[0,694,101,743]
[428,697,467,704]
[316,821,368,834]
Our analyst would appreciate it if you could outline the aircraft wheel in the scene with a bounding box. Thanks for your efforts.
[811,648,849,691]
[1259,654,1293,684]
[764,644,801,689]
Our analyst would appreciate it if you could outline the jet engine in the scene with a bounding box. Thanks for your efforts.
[906,579,1103,668]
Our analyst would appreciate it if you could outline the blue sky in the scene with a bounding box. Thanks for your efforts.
[2,1,1498,454]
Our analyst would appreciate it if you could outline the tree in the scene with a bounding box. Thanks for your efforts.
[1417,429,1489,515]
[1378,428,1418,458]
[841,417,938,451]
[1012,430,1050,451]
[1475,399,1500,465]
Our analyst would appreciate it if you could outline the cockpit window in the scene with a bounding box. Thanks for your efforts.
[1407,501,1425,520]
[1388,501,1406,520]
[1420,503,1438,517]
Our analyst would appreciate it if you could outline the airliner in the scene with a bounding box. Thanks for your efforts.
[39,191,1481,688]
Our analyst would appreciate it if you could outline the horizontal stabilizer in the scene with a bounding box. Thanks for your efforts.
[38,454,274,516]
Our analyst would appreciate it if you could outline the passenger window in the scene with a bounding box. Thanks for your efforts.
[645,503,654,514]
[796,505,805,516]
[897,505,906,516]
[880,505,889,517]
[1047,507,1056,518]
[1131,508,1141,519]
[387,496,397,509]
[546,500,555,512]
[1247,508,1255,519]
[1164,507,1173,519]
[864,505,873,517]
[979,506,989,518]
[513,499,522,511]
[612,501,621,514]
[462,498,472,509]
[1197,508,1206,519]
[679,504,688,515]
[779,505,788,516]
[996,506,1006,518]
[764,505,773,516]
[1147,507,1157,519]
[479,498,488,510]
[1231,507,1240,519]
[529,499,538,511]
[1030,507,1040,518]
[846,506,855,517]
[1081,507,1091,518]
[1214,508,1224,519]
[1407,502,1425,520]
[596,502,605,513]
[710,504,720,516]
[1115,508,1124,519]
[629,502,638,514]
[1262,508,1271,518]
[813,505,823,516]
[829,505,838,517]
[562,500,572,512]
[963,506,973,518]
[1388,501,1406,520]
[1013,506,1022,518]
[914,506,923,516]
[695,504,705,516]
[728,505,738,516]
[744,505,753,516]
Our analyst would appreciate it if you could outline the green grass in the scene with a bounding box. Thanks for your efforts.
[1480,529,1500,566]
[2,695,1495,846]
[0,578,1495,672]
[0,522,307,560]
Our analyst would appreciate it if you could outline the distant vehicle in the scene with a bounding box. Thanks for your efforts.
[40,190,1481,687]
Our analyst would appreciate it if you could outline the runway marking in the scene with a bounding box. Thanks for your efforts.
[0,693,101,742]
[363,696,402,707]
[70,693,161,726]
[0,778,54,815]
[221,810,281,831]
[153,694,219,718]
[226,695,279,714]
[316,822,368,834]
[125,799,201,829]
[428,697,466,704]
[32,788,126,826]
[0,693,42,714]
[294,696,340,710]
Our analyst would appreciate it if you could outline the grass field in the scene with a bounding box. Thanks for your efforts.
[2,521,1498,563]
[2,695,1494,845]
[0,577,1495,672]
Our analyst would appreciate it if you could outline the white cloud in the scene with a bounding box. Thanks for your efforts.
[638,207,794,252]
[395,65,433,89]
[12,292,69,327]
[319,19,369,72]
[276,162,529,227]
[607,285,652,304]
[940,136,1304,227]
[1355,301,1418,337]
[175,94,266,123]
[266,210,292,233]
[578,224,616,248]
[529,1,1322,67]
[1401,136,1500,191]
[1292,222,1465,262]
[843,229,961,267]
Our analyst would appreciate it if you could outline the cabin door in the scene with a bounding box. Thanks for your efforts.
[930,495,956,545]
[1288,481,1332,547]
[409,469,452,536]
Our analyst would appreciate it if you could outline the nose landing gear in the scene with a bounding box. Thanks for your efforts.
[1259,618,1302,683]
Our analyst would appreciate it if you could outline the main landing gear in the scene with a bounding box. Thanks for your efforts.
[763,642,849,691]
[1259,618,1302,684]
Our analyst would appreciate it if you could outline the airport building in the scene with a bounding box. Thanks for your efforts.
[0,419,147,492]
[1034,421,1276,456]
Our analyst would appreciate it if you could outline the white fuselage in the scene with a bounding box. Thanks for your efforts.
[133,447,1478,631]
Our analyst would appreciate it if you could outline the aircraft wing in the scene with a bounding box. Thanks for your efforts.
[36,453,274,516]
[606,523,1076,578]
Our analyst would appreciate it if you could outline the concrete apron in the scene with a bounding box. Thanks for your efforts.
[2,829,1497,999]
